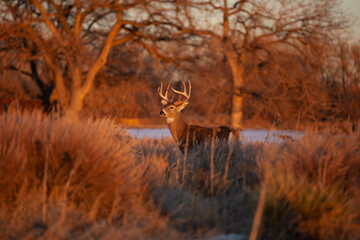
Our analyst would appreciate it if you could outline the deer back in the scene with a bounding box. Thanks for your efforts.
[177,124,237,153]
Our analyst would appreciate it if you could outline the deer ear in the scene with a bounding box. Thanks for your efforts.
[178,101,189,110]
[161,100,168,106]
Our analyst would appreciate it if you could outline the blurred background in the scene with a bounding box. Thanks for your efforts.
[0,0,359,129]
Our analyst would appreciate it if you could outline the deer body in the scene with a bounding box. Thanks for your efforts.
[158,80,239,153]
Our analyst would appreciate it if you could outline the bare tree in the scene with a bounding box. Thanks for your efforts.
[0,0,178,119]
[167,0,348,128]
[322,40,360,121]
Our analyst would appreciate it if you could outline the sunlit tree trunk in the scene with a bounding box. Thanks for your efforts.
[222,0,243,129]
[64,66,82,120]
[54,68,69,107]
[225,43,245,129]
[63,13,123,120]
[65,89,89,120]
[231,75,244,129]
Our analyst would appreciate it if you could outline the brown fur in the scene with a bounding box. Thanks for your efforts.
[177,124,239,153]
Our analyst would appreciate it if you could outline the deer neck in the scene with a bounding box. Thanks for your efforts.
[167,113,188,142]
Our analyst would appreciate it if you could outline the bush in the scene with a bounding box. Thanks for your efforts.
[1,108,359,239]
[262,131,360,239]
[0,109,177,239]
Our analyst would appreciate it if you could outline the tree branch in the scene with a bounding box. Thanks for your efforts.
[82,12,123,96]
[32,0,66,46]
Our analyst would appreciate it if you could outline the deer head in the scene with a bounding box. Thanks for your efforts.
[158,80,191,123]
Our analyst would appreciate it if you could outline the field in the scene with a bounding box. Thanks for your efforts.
[0,109,359,240]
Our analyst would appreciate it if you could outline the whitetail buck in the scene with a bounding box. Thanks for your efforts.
[158,80,240,153]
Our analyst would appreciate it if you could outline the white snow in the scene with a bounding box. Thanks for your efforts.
[127,128,303,143]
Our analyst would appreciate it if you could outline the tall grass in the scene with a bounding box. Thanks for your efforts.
[0,108,359,239]
[263,132,360,239]
[0,109,178,239]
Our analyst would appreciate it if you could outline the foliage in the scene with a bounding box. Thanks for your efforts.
[0,0,357,126]
[0,108,359,239]
[0,108,179,239]
[264,131,360,239]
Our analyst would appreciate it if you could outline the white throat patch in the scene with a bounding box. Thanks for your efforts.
[166,117,174,123]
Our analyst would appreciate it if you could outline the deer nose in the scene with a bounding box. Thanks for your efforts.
[160,110,165,116]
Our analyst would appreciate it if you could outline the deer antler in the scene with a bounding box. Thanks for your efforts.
[172,80,191,104]
[158,81,171,103]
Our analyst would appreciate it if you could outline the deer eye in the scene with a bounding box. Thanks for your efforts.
[170,106,175,110]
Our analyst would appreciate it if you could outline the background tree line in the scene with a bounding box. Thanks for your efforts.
[0,0,358,128]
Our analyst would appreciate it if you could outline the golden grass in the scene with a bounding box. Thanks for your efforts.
[0,108,359,239]
[0,109,179,239]
[263,132,360,239]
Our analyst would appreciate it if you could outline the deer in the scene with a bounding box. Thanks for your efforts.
[158,80,240,153]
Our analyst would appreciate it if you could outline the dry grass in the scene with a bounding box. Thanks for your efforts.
[0,108,359,239]
[0,108,179,239]
[263,131,360,240]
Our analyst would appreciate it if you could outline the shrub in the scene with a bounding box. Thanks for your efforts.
[0,109,177,239]
[1,108,359,239]
[263,132,360,239]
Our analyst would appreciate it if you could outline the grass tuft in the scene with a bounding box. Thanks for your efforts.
[0,108,359,239]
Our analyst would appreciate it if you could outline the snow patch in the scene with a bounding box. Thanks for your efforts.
[127,128,303,143]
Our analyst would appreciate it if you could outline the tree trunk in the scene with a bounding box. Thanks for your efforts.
[62,13,123,121]
[231,87,243,129]
[54,68,69,108]
[64,66,85,120]
[225,47,245,129]
[64,88,85,120]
